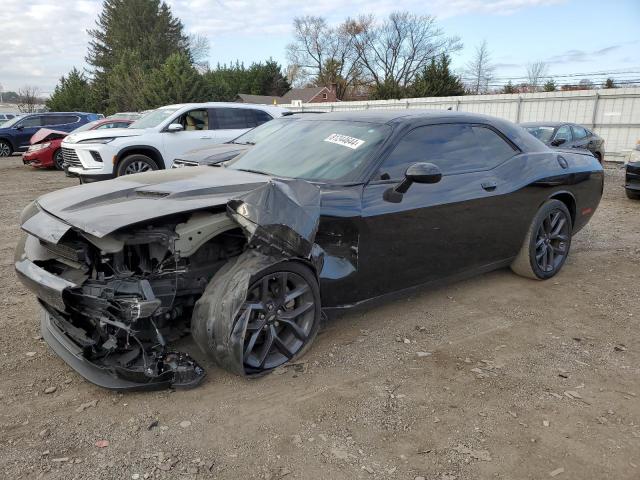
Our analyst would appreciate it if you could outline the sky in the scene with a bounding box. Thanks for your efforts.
[0,0,639,96]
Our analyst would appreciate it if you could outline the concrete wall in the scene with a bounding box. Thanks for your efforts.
[282,87,640,162]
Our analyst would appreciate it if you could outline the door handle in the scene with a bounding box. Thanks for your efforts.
[200,136,212,139]
[481,180,497,191]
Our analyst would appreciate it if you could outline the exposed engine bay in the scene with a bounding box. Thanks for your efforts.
[22,211,246,388]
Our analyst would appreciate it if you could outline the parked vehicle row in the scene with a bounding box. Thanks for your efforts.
[22,118,135,170]
[62,102,287,182]
[15,109,604,390]
[0,112,21,125]
[0,112,102,157]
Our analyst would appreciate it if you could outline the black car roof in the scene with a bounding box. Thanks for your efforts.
[520,121,569,128]
[298,109,514,125]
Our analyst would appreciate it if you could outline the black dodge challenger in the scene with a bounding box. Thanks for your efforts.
[15,110,604,390]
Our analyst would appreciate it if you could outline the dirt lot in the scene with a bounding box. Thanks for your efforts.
[0,156,638,480]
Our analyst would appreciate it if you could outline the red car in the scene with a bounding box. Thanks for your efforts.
[22,118,133,170]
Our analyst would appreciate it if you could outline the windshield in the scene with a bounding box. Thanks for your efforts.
[228,120,391,182]
[72,120,101,133]
[1,116,22,128]
[129,108,178,129]
[525,126,555,144]
[231,118,295,145]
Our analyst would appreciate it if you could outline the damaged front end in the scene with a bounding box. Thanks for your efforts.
[16,178,323,390]
[17,207,244,390]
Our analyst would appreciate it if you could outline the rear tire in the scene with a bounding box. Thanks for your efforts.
[626,189,640,200]
[0,140,12,157]
[511,199,572,280]
[115,154,158,176]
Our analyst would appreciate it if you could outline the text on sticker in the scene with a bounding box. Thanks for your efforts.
[324,133,365,149]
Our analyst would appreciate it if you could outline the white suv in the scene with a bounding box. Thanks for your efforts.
[62,102,287,182]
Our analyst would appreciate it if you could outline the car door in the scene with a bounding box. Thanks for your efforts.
[161,108,213,167]
[359,122,520,298]
[210,107,261,142]
[14,115,43,149]
[570,125,591,151]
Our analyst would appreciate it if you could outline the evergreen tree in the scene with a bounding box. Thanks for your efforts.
[411,54,465,97]
[140,53,207,107]
[604,78,616,89]
[86,0,190,109]
[543,79,556,92]
[502,81,518,94]
[46,68,93,111]
[105,50,148,113]
[247,60,291,96]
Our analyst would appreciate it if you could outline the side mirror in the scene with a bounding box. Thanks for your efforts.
[166,123,184,132]
[16,125,24,131]
[551,138,566,147]
[383,162,442,203]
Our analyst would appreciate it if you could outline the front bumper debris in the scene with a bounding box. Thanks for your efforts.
[41,304,205,391]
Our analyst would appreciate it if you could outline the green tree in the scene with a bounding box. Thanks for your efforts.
[46,68,93,111]
[604,78,616,89]
[86,0,191,109]
[140,53,207,108]
[105,50,148,113]
[543,79,556,92]
[410,54,465,97]
[370,79,405,100]
[247,60,291,96]
[502,81,518,94]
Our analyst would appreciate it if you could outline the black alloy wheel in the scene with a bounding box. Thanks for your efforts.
[53,149,64,170]
[534,209,570,274]
[240,271,316,373]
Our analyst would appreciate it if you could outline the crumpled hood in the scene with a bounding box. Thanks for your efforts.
[35,167,269,237]
[64,127,147,144]
[30,129,68,145]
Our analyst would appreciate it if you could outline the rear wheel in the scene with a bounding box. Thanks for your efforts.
[511,199,572,280]
[116,154,159,176]
[0,140,12,157]
[53,149,64,170]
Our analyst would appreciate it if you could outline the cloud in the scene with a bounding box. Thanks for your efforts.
[0,0,587,94]
[546,44,622,64]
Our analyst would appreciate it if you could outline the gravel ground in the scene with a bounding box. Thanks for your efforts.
[0,157,638,480]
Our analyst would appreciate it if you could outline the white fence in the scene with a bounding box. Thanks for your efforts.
[282,87,640,162]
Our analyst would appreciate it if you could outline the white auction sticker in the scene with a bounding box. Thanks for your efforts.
[324,133,365,149]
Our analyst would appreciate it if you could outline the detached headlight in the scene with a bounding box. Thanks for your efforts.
[19,200,39,224]
[27,142,51,152]
[76,137,115,144]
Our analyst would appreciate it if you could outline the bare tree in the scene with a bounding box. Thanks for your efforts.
[17,86,41,113]
[464,40,494,94]
[526,61,549,92]
[188,34,210,72]
[286,16,360,99]
[347,12,461,97]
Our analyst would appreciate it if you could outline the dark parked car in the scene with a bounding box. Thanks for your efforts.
[521,122,605,163]
[625,141,640,200]
[0,112,101,157]
[172,112,319,168]
[15,110,603,390]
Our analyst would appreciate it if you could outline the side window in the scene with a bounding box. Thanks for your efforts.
[175,109,209,131]
[213,108,252,130]
[554,125,572,143]
[378,124,516,180]
[571,125,588,140]
[18,116,42,128]
[254,110,273,126]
